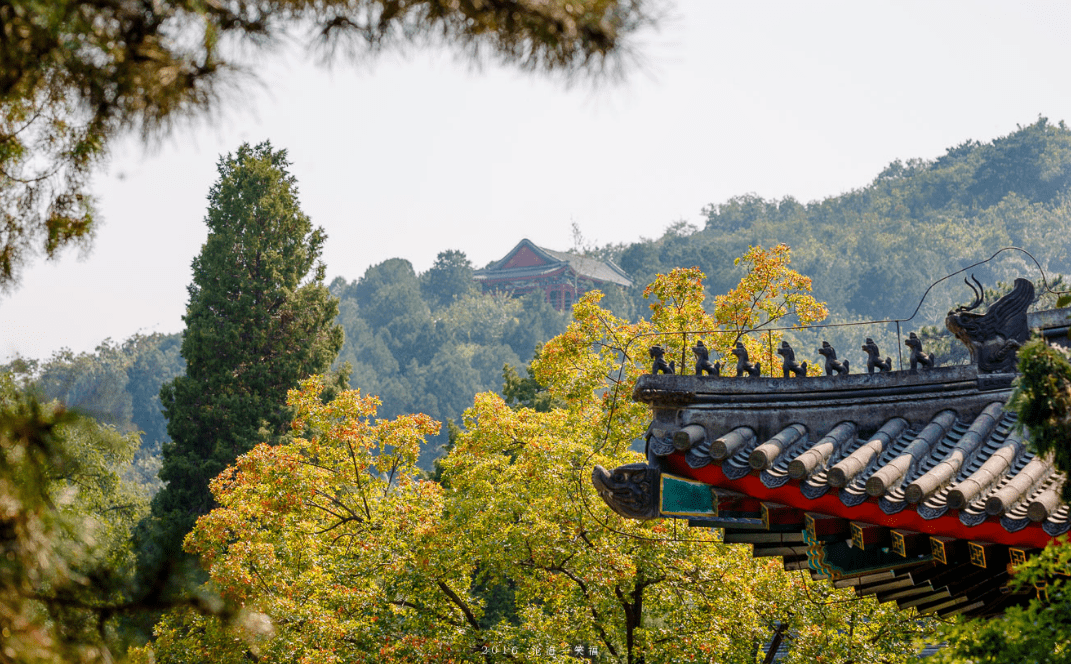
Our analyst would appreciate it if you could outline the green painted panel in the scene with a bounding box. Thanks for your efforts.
[660,474,714,516]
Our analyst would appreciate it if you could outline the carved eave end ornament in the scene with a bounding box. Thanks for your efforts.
[591,463,661,520]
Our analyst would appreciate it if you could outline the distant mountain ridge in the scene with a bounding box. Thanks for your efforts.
[612,117,1071,325]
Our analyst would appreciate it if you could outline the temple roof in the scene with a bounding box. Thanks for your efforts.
[593,295,1070,618]
[637,366,1066,546]
[473,238,633,287]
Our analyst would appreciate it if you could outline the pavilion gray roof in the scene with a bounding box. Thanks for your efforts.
[538,245,633,287]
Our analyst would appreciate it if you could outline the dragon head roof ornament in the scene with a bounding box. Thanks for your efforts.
[591,463,660,520]
[945,277,1035,374]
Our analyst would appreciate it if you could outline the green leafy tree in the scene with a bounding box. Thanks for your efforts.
[502,350,563,413]
[970,118,1071,207]
[1010,340,1071,502]
[1,334,184,450]
[503,291,569,359]
[421,249,477,309]
[147,142,343,562]
[18,343,133,431]
[1,333,185,494]
[0,375,154,663]
[333,266,565,471]
[0,0,658,290]
[349,258,433,366]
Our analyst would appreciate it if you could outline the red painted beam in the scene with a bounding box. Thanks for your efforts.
[664,454,1055,549]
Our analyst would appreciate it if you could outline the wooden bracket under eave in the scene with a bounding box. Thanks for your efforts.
[850,522,890,550]
[806,513,850,542]
[891,529,928,557]
[968,541,1009,569]
[931,536,967,565]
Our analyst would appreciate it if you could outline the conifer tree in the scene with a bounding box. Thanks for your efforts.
[148,142,343,559]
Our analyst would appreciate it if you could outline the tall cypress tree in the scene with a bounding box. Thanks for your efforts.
[148,142,343,558]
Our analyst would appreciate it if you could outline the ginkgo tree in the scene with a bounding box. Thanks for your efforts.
[134,247,932,664]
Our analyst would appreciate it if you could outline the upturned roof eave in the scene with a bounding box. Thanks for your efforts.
[637,364,1067,544]
[661,454,1056,549]
[473,264,570,282]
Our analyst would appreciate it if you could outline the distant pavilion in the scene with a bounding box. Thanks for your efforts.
[473,239,633,311]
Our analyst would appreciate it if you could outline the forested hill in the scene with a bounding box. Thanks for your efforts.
[615,117,1071,323]
[328,254,568,466]
[8,119,1071,476]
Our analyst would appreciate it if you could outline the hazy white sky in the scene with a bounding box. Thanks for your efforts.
[3,0,1070,361]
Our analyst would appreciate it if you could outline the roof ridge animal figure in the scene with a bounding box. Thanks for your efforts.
[732,342,761,377]
[692,340,721,376]
[818,341,850,376]
[649,345,675,375]
[944,276,1034,373]
[905,332,936,372]
[862,337,892,373]
[777,341,807,377]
